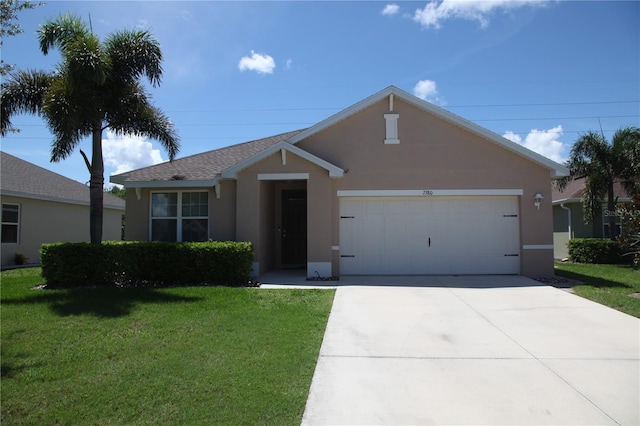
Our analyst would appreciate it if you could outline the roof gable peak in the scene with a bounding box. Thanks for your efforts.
[288,85,568,178]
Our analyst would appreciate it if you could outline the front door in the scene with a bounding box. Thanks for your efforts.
[281,189,307,267]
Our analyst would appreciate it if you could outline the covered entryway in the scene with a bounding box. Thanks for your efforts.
[339,196,520,275]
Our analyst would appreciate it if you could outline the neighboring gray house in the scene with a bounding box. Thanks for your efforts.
[552,178,631,259]
[1,152,125,268]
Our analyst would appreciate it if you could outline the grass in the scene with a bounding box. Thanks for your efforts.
[1,268,335,425]
[554,262,640,318]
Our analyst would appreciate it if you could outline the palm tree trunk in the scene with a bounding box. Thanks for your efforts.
[89,127,104,244]
[607,182,617,240]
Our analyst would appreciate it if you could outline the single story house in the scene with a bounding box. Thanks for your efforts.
[1,152,125,268]
[112,86,568,277]
[552,178,632,259]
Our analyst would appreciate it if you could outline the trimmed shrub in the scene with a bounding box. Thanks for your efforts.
[41,241,254,289]
[567,238,623,264]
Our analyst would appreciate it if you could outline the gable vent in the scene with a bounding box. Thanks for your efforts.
[384,113,399,144]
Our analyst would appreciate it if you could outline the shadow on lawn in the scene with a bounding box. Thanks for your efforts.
[1,288,203,318]
[555,266,635,289]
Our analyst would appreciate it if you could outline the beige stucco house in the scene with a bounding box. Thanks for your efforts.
[1,152,125,268]
[112,86,568,277]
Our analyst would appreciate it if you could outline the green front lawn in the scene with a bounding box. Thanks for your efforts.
[1,268,335,425]
[554,262,640,318]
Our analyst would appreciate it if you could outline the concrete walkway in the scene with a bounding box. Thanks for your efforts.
[294,276,639,425]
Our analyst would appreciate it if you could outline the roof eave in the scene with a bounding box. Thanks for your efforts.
[0,189,125,210]
[552,197,632,205]
[220,141,344,179]
[115,180,217,189]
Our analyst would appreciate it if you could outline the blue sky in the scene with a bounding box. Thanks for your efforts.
[1,0,638,186]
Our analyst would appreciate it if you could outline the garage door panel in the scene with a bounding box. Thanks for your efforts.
[340,196,520,275]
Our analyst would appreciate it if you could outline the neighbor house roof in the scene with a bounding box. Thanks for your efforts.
[289,86,569,178]
[1,152,125,209]
[111,129,305,187]
[552,177,632,204]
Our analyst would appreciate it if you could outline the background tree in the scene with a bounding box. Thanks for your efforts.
[107,186,126,200]
[1,0,42,76]
[557,126,640,240]
[1,13,179,243]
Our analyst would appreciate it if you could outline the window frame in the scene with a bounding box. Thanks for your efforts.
[1,203,20,244]
[149,191,209,242]
[602,204,623,238]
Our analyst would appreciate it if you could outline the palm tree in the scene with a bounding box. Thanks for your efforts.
[557,126,640,240]
[1,14,179,243]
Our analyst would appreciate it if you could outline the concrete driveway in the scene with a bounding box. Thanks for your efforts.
[300,276,640,425]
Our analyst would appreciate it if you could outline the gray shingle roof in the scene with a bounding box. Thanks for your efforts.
[111,129,305,184]
[552,177,631,203]
[1,152,125,209]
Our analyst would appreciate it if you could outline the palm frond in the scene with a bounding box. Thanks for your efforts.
[133,106,180,160]
[570,131,611,169]
[105,29,163,87]
[104,83,179,160]
[64,33,111,86]
[582,173,609,223]
[612,126,640,179]
[38,13,89,56]
[0,69,52,136]
[42,76,94,161]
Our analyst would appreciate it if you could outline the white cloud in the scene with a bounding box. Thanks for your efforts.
[238,50,276,74]
[382,4,400,16]
[284,58,293,70]
[179,10,194,22]
[503,125,566,163]
[413,79,444,104]
[103,131,165,176]
[414,0,542,29]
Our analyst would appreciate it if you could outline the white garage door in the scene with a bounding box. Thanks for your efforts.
[339,196,520,275]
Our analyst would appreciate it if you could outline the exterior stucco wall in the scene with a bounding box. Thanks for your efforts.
[212,181,237,241]
[554,232,570,259]
[124,186,228,242]
[124,188,149,241]
[552,202,622,259]
[296,97,556,276]
[553,204,572,259]
[1,195,123,267]
[259,181,276,273]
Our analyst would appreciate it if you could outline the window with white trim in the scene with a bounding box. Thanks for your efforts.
[151,192,208,242]
[1,203,20,244]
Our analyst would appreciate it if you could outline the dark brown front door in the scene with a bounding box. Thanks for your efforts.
[281,189,307,267]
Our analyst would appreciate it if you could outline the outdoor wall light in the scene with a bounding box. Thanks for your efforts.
[534,193,544,210]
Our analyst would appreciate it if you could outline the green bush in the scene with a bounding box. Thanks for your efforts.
[567,238,624,264]
[41,241,254,288]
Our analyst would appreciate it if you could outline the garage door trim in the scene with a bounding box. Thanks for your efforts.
[337,189,523,197]
[339,195,521,275]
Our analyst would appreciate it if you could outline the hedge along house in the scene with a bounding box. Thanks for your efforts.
[111,86,568,278]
